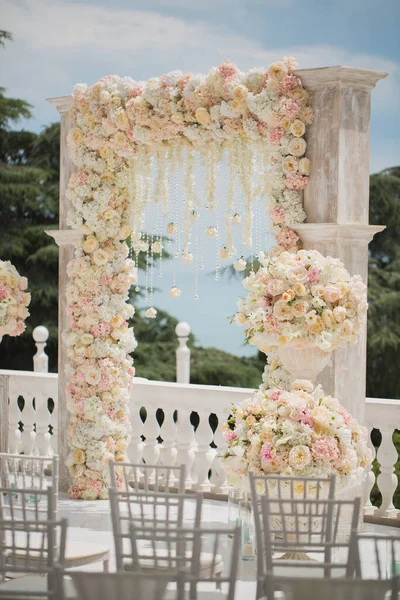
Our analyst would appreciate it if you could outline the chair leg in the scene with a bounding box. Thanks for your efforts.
[215,570,222,590]
[103,558,109,573]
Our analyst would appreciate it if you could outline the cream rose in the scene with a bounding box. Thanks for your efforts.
[73,449,86,465]
[235,313,247,326]
[333,306,347,323]
[85,367,101,386]
[71,127,83,145]
[268,62,288,79]
[298,157,311,175]
[290,119,306,137]
[292,300,308,316]
[171,112,184,124]
[82,236,99,254]
[282,155,299,173]
[145,307,157,319]
[195,107,211,126]
[274,299,294,321]
[170,286,181,298]
[323,286,341,303]
[289,445,311,470]
[288,137,307,157]
[266,278,287,296]
[234,258,247,272]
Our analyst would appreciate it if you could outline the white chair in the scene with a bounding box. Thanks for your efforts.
[0,485,69,599]
[260,494,361,599]
[269,576,392,600]
[171,525,241,600]
[109,460,186,493]
[0,453,111,572]
[249,473,336,599]
[64,571,173,600]
[350,534,400,599]
[109,486,203,570]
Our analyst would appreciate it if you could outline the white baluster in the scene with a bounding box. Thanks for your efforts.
[128,403,144,465]
[33,326,49,373]
[175,322,191,384]
[20,393,37,455]
[159,408,177,469]
[376,428,398,517]
[35,391,53,456]
[363,427,377,516]
[176,409,195,489]
[192,411,214,492]
[49,396,58,455]
[209,411,230,494]
[141,407,160,470]
[8,392,22,454]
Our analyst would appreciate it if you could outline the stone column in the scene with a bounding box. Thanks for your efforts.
[46,96,76,491]
[290,66,388,424]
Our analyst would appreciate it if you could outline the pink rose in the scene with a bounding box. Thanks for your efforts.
[269,127,285,146]
[261,442,274,461]
[276,227,299,249]
[218,61,238,80]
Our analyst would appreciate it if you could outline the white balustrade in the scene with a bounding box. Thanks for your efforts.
[33,326,49,373]
[175,322,191,384]
[0,370,58,456]
[0,368,399,519]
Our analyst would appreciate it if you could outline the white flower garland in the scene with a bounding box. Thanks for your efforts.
[65,57,313,498]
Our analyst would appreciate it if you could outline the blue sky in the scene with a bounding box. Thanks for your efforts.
[2,0,399,356]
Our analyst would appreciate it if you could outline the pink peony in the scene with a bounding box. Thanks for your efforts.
[279,98,300,118]
[0,285,10,300]
[312,437,340,462]
[91,322,111,338]
[276,227,299,249]
[269,206,286,225]
[307,267,321,283]
[269,127,285,146]
[217,61,238,81]
[280,75,300,93]
[68,485,82,500]
[285,172,309,190]
[261,442,274,461]
[224,430,238,444]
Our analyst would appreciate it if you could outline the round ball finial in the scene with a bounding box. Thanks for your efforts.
[175,322,191,338]
[33,326,49,343]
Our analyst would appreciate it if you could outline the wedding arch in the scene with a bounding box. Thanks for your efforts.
[47,60,386,497]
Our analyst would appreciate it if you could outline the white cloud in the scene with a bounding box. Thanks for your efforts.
[1,0,399,132]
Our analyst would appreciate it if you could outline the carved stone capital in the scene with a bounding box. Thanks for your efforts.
[45,229,83,248]
[295,66,388,90]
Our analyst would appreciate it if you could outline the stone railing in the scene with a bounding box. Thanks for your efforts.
[0,369,398,518]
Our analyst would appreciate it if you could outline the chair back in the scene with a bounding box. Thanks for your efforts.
[0,486,66,598]
[67,571,173,600]
[109,486,203,570]
[350,534,400,600]
[174,525,241,600]
[270,576,391,600]
[0,486,65,574]
[249,473,335,586]
[109,459,186,493]
[261,494,360,577]
[0,453,59,520]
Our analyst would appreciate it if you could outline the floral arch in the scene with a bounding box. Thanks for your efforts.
[48,59,386,498]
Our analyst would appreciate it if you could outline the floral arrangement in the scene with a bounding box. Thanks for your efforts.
[0,260,30,340]
[223,380,371,491]
[64,58,313,499]
[235,247,367,353]
[67,57,312,263]
[63,212,137,498]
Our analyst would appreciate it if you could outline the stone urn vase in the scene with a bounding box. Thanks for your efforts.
[278,344,332,384]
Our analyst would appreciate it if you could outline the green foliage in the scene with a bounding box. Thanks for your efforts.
[367,167,400,399]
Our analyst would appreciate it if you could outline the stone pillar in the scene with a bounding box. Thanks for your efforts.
[46,96,76,491]
[290,66,388,424]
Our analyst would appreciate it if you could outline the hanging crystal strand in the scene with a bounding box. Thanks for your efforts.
[134,251,140,293]
[157,192,163,279]
[144,235,149,303]
[149,232,154,308]
[182,149,194,259]
[214,190,221,282]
